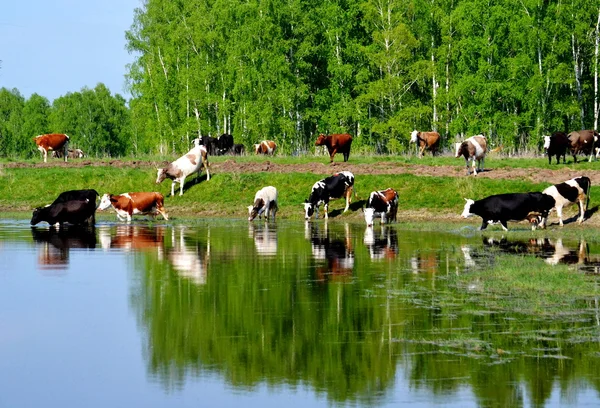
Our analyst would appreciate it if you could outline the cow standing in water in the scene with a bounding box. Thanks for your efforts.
[567,130,598,163]
[33,133,69,163]
[455,135,487,175]
[315,133,353,163]
[409,130,440,158]
[98,192,169,222]
[363,188,399,227]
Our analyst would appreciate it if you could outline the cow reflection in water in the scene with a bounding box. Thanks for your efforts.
[363,225,398,260]
[99,225,165,259]
[168,227,209,285]
[31,225,96,270]
[307,222,354,282]
[248,223,277,256]
[483,236,591,267]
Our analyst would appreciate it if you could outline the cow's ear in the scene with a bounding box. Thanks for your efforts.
[464,198,469,202]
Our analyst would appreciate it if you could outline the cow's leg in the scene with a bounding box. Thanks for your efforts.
[329,148,338,163]
[577,199,585,223]
[472,158,478,176]
[381,213,387,224]
[464,158,470,175]
[500,220,509,231]
[480,157,485,173]
[40,147,48,163]
[557,206,564,226]
[204,158,211,181]
[344,189,351,212]
[264,202,270,222]
[63,144,68,163]
[479,219,488,230]
[324,203,329,219]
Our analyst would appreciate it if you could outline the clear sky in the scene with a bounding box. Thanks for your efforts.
[0,0,142,102]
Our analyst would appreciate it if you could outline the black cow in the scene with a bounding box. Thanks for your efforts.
[31,189,99,227]
[232,144,245,155]
[217,134,234,155]
[303,171,354,220]
[460,192,556,231]
[198,136,218,156]
[543,132,569,164]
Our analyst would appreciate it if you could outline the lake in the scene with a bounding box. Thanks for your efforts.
[1,218,600,407]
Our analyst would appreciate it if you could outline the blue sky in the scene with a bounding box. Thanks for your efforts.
[0,0,142,102]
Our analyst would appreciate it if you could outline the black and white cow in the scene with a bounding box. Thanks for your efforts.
[461,192,556,231]
[30,189,99,227]
[363,188,398,227]
[303,171,355,220]
[539,176,591,227]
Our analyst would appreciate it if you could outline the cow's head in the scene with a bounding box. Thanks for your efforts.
[455,142,465,158]
[304,202,315,220]
[409,130,419,143]
[97,194,113,211]
[248,199,265,221]
[315,134,327,146]
[156,168,167,184]
[364,208,376,227]
[30,207,44,225]
[543,135,551,150]
[461,198,475,218]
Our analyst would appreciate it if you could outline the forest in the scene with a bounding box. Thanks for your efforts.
[1,0,600,158]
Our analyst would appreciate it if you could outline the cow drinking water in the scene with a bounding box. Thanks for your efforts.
[31,189,99,227]
[363,188,399,227]
[304,171,355,220]
[248,186,278,222]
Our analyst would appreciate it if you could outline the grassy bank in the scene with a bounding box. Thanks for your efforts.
[1,161,594,224]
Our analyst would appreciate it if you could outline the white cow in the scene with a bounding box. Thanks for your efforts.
[156,139,210,196]
[248,186,278,221]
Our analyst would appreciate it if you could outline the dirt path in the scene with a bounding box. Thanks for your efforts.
[6,158,600,186]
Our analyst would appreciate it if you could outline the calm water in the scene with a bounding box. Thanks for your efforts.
[1,218,600,408]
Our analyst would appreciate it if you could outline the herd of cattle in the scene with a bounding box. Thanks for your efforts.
[28,129,597,231]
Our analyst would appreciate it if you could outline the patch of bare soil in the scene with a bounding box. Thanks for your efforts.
[5,158,600,186]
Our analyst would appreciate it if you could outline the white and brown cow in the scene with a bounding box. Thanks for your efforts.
[304,171,354,220]
[315,133,353,163]
[363,188,399,227]
[156,139,210,196]
[410,130,440,158]
[248,186,278,222]
[33,133,69,163]
[254,140,277,155]
[98,192,169,222]
[539,176,591,228]
[455,135,487,175]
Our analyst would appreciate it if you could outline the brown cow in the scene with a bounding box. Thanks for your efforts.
[254,140,277,155]
[315,133,353,163]
[567,130,598,163]
[98,192,169,222]
[33,133,69,163]
[409,130,440,157]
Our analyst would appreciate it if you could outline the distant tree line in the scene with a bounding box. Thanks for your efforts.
[1,0,600,158]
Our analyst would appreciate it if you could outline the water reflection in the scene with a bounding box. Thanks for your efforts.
[307,221,354,282]
[30,225,96,270]
[168,226,209,285]
[482,236,600,271]
[248,223,277,257]
[98,225,165,257]
[363,225,399,260]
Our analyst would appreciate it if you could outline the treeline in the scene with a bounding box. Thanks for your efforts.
[0,85,131,158]
[2,0,600,158]
[125,0,600,154]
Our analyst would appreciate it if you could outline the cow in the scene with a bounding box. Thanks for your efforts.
[52,148,84,159]
[232,144,245,155]
[543,132,569,165]
[156,138,210,196]
[409,130,440,158]
[33,133,69,163]
[455,135,487,175]
[247,186,278,222]
[460,192,556,231]
[315,133,353,163]
[216,133,234,155]
[254,140,277,155]
[98,192,169,222]
[363,188,399,227]
[567,130,599,163]
[538,176,591,228]
[30,189,98,227]
[198,135,219,155]
[303,171,354,220]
